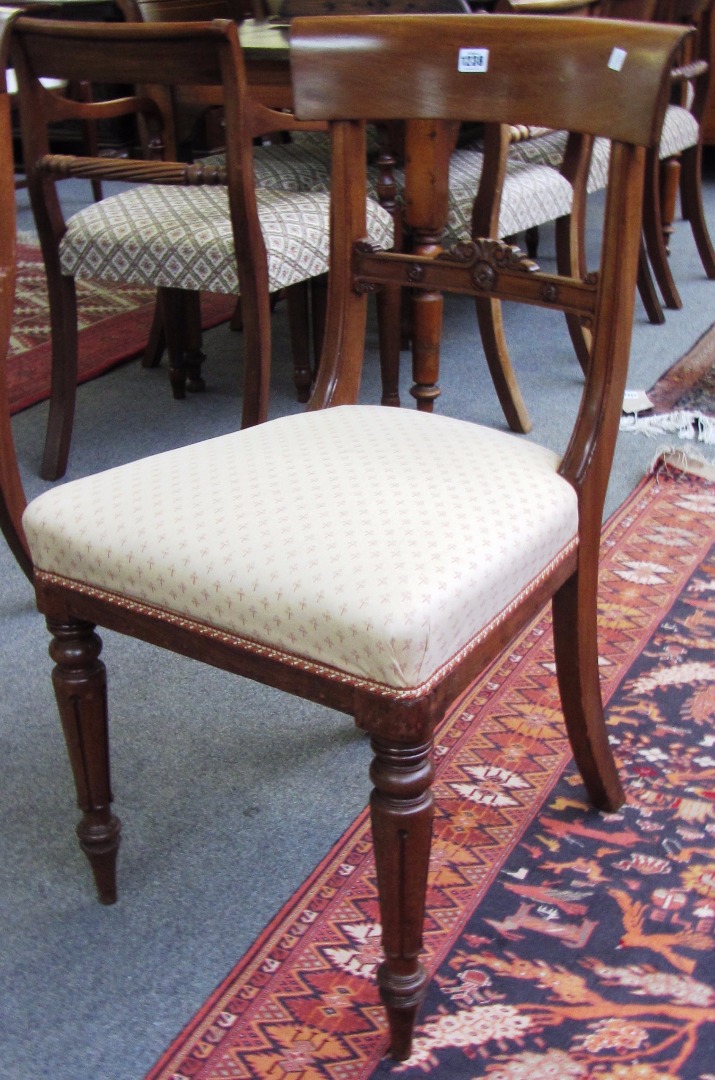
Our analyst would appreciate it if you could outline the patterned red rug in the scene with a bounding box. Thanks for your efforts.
[647,322,715,414]
[621,324,715,445]
[146,462,715,1080]
[9,243,235,414]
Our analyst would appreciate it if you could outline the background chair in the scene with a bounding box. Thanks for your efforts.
[280,0,471,11]
[115,0,337,402]
[505,0,715,324]
[0,36,30,582]
[10,11,393,480]
[0,9,686,1063]
[643,0,715,310]
[3,0,104,200]
[7,69,104,199]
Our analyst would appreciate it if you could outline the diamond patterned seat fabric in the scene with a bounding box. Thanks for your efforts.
[658,103,700,157]
[506,130,612,194]
[252,142,331,191]
[202,137,331,192]
[59,184,393,294]
[307,147,574,243]
[22,405,578,695]
[443,148,574,242]
[504,106,698,194]
[201,130,380,194]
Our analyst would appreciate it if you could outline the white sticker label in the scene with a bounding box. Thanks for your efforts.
[608,47,627,72]
[458,48,489,73]
[622,388,653,414]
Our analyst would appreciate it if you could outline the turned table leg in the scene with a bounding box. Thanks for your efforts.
[403,120,457,413]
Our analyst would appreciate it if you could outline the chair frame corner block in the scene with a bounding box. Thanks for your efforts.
[0,11,690,1062]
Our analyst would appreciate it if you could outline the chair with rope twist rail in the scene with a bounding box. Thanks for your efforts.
[8,11,392,481]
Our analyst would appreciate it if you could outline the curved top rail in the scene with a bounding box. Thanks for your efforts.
[290,13,690,145]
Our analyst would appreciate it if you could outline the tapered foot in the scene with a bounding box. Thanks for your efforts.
[77,814,121,905]
[286,280,313,403]
[638,239,665,325]
[377,284,402,407]
[680,145,715,279]
[185,349,207,394]
[378,965,426,1061]
[552,573,625,812]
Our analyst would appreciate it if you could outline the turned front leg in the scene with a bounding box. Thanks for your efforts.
[48,617,121,904]
[369,736,434,1061]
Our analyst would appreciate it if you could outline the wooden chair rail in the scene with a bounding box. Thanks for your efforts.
[38,152,229,185]
[352,240,599,319]
[672,57,709,78]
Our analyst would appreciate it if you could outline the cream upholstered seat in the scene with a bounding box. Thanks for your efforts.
[24,406,576,693]
[0,11,688,1064]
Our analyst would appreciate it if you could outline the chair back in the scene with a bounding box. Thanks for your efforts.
[655,0,714,120]
[4,11,317,482]
[116,0,245,19]
[113,0,252,155]
[290,13,689,521]
[598,0,659,16]
[281,0,472,15]
[291,15,683,139]
[495,0,598,11]
[7,15,260,310]
[0,36,31,580]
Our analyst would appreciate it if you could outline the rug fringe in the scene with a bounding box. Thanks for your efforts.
[620,408,715,444]
[649,446,715,480]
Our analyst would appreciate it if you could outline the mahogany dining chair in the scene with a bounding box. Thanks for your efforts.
[7,10,393,479]
[644,0,715,311]
[0,10,687,1060]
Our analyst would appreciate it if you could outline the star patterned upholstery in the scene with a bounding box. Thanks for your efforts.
[24,406,577,694]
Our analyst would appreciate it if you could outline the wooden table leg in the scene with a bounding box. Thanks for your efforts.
[403,120,457,412]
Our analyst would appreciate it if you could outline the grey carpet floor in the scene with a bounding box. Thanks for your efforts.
[2,168,714,1080]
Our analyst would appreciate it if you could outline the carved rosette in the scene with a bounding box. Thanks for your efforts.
[436,238,539,292]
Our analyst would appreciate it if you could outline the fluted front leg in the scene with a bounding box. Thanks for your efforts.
[48,617,121,905]
[369,736,435,1061]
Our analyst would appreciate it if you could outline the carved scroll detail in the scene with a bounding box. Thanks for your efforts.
[354,240,389,293]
